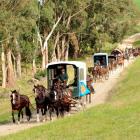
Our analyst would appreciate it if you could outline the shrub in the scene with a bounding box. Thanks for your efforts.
[34,69,47,80]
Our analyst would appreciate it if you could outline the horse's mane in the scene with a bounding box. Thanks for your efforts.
[11,90,20,94]
[35,84,49,96]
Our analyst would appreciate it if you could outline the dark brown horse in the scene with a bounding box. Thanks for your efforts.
[10,90,32,123]
[33,85,49,122]
[50,80,72,117]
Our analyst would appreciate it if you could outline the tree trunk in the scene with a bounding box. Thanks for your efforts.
[64,43,69,61]
[15,39,21,78]
[42,51,46,70]
[57,43,60,61]
[16,53,21,78]
[6,49,15,87]
[42,41,48,70]
[40,15,63,70]
[51,32,60,62]
[61,36,66,60]
[45,47,48,66]
[69,33,79,58]
[1,46,6,88]
[32,58,36,76]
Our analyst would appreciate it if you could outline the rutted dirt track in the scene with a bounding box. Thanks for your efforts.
[0,34,138,136]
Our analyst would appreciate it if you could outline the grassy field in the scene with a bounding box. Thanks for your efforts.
[133,0,140,8]
[133,40,140,48]
[0,57,140,140]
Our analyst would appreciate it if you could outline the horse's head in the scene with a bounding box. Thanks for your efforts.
[33,85,41,98]
[33,84,48,99]
[10,90,20,105]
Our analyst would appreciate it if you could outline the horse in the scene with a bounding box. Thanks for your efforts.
[86,75,95,103]
[91,65,101,82]
[10,90,32,123]
[117,56,124,68]
[50,80,72,117]
[99,66,109,80]
[33,85,50,122]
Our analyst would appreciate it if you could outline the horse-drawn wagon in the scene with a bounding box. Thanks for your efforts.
[111,48,123,57]
[46,61,90,98]
[90,53,109,81]
[93,53,108,67]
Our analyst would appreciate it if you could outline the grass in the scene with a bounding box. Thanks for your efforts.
[0,58,140,140]
[133,40,140,48]
[133,0,140,8]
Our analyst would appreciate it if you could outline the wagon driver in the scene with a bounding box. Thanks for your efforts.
[57,68,68,87]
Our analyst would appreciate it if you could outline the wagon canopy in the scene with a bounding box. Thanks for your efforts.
[108,55,117,60]
[111,48,123,55]
[46,61,88,98]
[93,53,108,66]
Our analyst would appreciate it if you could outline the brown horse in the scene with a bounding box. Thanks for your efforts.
[91,65,101,82]
[86,75,95,103]
[99,66,109,80]
[51,80,72,117]
[117,56,124,68]
[10,90,32,123]
[33,85,49,122]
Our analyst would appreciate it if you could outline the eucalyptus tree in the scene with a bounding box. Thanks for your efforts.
[37,0,89,67]
[0,0,38,87]
[81,0,137,53]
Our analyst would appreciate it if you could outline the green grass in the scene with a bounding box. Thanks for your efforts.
[133,40,140,48]
[133,0,140,8]
[0,58,140,140]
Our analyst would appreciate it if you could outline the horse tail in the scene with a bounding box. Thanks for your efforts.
[25,106,32,120]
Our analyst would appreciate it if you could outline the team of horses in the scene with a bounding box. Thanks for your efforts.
[10,83,79,123]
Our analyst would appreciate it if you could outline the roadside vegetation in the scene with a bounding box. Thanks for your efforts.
[133,40,140,48]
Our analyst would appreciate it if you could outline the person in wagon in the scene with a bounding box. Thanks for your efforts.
[57,68,68,87]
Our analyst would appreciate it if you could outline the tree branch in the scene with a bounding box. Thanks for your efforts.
[43,12,63,49]
[71,5,90,18]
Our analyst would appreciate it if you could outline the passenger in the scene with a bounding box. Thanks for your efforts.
[57,69,68,86]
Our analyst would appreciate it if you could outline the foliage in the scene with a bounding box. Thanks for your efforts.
[133,40,140,48]
[34,69,47,80]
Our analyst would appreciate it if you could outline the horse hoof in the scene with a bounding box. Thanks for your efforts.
[37,119,40,122]
[67,113,71,117]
